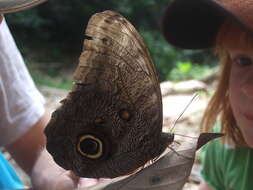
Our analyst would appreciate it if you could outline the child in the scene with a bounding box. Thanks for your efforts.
[161,0,253,189]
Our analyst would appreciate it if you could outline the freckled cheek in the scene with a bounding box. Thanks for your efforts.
[228,76,243,120]
[229,77,240,101]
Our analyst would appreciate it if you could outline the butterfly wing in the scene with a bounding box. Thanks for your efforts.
[45,11,173,178]
[74,10,163,117]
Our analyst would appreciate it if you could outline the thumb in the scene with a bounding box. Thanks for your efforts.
[53,171,79,190]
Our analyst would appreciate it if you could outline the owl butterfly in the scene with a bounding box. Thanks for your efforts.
[44,10,174,178]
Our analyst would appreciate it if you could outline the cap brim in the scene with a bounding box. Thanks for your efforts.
[0,0,47,14]
[161,0,242,49]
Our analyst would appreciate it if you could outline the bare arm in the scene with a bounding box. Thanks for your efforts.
[6,112,49,174]
[6,111,79,190]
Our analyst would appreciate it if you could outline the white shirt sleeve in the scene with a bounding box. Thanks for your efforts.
[0,18,45,146]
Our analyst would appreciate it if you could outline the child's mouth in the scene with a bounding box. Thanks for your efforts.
[242,112,253,121]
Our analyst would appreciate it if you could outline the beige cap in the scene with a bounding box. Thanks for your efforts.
[0,0,47,13]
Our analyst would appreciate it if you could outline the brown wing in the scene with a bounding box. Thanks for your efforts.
[45,11,170,178]
[73,10,163,130]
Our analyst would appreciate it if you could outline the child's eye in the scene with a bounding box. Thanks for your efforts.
[234,56,253,66]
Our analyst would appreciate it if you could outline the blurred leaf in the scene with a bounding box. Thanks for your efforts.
[177,62,192,74]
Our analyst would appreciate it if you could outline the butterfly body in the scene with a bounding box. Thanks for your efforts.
[44,11,174,178]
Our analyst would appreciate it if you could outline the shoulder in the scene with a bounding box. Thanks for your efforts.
[200,138,226,189]
[0,19,45,146]
[201,138,225,165]
[201,137,250,167]
[201,137,253,190]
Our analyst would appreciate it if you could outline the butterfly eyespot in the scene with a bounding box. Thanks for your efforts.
[119,109,131,121]
[77,135,103,159]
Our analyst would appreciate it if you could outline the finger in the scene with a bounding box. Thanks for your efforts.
[78,178,99,188]
[98,178,111,182]
[68,171,80,184]
[53,171,79,190]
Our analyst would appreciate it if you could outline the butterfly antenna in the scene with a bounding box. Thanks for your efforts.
[170,93,199,132]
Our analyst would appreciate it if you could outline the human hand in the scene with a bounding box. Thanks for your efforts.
[46,171,109,190]
[31,152,109,190]
[78,178,110,188]
[46,170,79,190]
[33,170,109,190]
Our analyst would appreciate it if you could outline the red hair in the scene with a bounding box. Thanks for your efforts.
[200,19,253,146]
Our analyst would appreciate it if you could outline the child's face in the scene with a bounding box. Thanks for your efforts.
[229,48,253,148]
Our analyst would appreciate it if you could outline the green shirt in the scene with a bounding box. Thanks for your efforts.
[201,139,253,190]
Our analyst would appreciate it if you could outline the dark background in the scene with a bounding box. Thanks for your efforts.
[5,0,217,84]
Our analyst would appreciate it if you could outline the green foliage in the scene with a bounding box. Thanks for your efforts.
[141,29,217,81]
[169,61,214,81]
[140,29,179,81]
[25,58,73,90]
[31,73,72,89]
[6,0,170,54]
[5,0,218,84]
[176,62,192,74]
[27,64,73,90]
